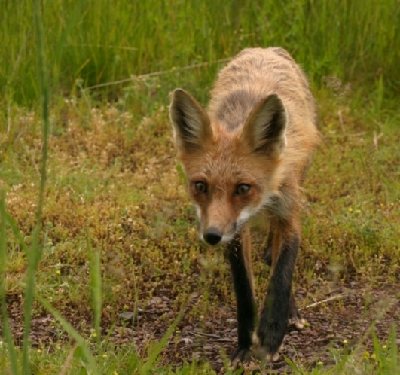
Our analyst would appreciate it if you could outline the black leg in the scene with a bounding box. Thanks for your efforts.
[264,231,273,266]
[257,235,299,356]
[227,233,256,363]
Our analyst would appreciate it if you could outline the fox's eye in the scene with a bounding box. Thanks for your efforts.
[235,184,251,196]
[193,181,208,194]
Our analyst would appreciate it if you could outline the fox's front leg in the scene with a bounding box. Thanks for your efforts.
[264,231,305,330]
[257,230,299,360]
[226,228,256,365]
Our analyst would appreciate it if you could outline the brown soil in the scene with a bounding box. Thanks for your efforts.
[5,281,399,373]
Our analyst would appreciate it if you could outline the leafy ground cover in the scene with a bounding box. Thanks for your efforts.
[1,87,399,373]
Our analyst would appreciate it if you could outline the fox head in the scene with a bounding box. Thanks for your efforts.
[169,89,286,245]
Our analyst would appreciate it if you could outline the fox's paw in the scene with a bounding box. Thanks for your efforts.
[289,294,306,330]
[256,348,281,362]
[231,347,251,368]
[257,319,287,361]
[254,340,283,363]
[290,316,307,330]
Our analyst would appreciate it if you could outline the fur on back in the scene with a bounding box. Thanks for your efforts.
[208,47,319,185]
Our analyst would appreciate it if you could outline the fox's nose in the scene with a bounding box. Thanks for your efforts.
[203,227,222,245]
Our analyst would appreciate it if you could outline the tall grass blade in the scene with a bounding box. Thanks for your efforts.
[4,210,27,254]
[387,326,399,373]
[139,298,189,375]
[22,0,50,373]
[0,195,18,374]
[58,345,78,375]
[38,297,99,374]
[373,326,399,374]
[88,239,102,341]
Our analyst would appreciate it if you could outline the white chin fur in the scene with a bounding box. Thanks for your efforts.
[220,233,234,244]
[198,232,233,244]
[237,207,256,228]
[196,206,257,245]
[194,205,201,219]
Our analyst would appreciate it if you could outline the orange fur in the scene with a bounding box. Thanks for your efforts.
[170,47,319,360]
[170,47,319,248]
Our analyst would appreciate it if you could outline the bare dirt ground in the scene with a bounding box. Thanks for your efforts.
[5,278,399,373]
[112,282,400,373]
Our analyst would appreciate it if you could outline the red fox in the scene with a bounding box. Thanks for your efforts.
[169,47,319,364]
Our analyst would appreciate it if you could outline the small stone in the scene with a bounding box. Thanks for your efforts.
[118,311,135,320]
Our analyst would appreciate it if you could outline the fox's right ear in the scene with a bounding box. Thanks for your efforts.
[169,89,212,153]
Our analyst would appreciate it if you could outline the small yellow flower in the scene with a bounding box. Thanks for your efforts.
[101,353,108,358]
[317,360,323,366]
[343,339,348,345]
[56,269,61,275]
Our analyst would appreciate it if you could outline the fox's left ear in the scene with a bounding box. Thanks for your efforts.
[169,89,212,153]
[242,94,286,157]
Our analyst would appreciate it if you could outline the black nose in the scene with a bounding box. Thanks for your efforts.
[203,227,222,245]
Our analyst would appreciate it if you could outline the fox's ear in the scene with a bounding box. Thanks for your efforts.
[242,94,286,157]
[169,89,212,153]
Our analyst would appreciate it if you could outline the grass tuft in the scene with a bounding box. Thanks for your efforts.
[88,238,103,343]
[21,1,50,373]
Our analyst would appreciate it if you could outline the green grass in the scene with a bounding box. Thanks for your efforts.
[0,0,399,374]
[1,0,399,107]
